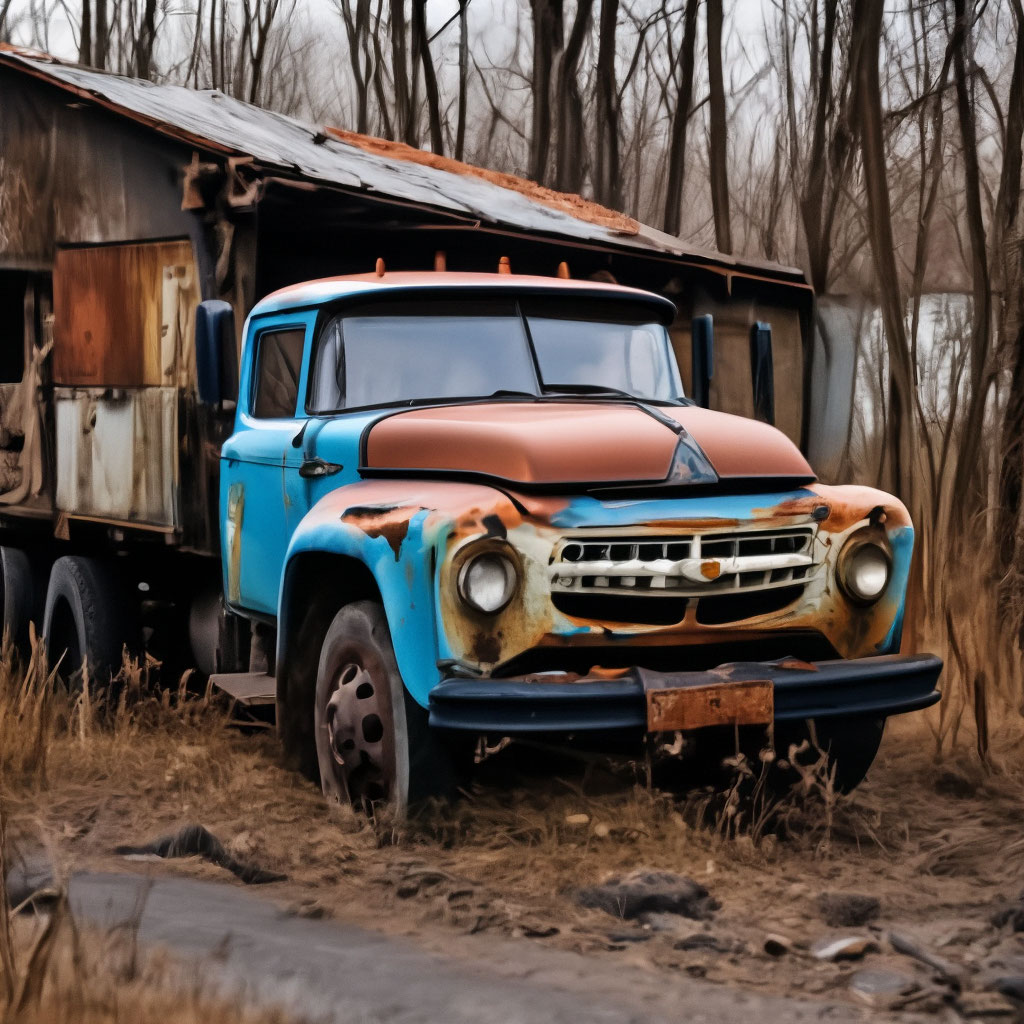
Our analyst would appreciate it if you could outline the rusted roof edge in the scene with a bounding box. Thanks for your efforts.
[0,47,811,291]
[257,176,812,290]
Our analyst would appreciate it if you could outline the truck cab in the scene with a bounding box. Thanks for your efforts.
[213,270,941,813]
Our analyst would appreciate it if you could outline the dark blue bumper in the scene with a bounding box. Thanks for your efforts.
[428,654,942,733]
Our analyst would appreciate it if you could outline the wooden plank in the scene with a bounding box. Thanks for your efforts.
[209,672,277,707]
[646,679,773,732]
[53,240,197,387]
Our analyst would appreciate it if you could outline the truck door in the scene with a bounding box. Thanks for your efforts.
[221,315,315,618]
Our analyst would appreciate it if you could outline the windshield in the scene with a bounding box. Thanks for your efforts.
[307,295,683,413]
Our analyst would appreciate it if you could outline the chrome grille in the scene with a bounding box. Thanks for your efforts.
[549,527,818,598]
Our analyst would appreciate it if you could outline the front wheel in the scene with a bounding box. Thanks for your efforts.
[775,715,886,793]
[313,601,468,817]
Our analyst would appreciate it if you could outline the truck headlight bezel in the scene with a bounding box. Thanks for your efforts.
[837,531,892,605]
[457,546,520,614]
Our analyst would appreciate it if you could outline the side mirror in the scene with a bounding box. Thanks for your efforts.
[691,314,714,408]
[750,321,775,424]
[195,299,238,407]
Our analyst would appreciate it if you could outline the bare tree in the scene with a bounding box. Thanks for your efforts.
[662,0,700,235]
[528,0,564,183]
[335,0,376,133]
[706,0,731,252]
[412,0,443,153]
[455,0,469,159]
[553,0,593,193]
[593,0,620,206]
[850,0,916,498]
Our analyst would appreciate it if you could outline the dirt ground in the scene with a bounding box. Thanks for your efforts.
[6,687,1024,1021]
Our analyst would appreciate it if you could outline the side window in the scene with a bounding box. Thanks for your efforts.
[252,328,305,418]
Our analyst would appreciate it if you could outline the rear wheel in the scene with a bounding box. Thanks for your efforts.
[313,601,467,816]
[42,555,140,689]
[0,546,41,650]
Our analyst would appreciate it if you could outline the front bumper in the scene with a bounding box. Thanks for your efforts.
[428,654,942,733]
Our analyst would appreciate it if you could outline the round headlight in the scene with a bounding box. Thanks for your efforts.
[838,539,891,604]
[458,551,518,614]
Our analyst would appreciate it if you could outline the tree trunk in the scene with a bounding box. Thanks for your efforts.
[593,0,620,206]
[79,0,93,65]
[948,0,993,529]
[554,0,593,194]
[391,0,414,144]
[339,0,372,134]
[455,0,469,160]
[94,0,108,70]
[799,0,837,293]
[996,0,1024,574]
[706,0,732,253]
[135,0,159,79]
[528,0,563,184]
[850,0,914,499]
[662,0,700,235]
[412,0,444,154]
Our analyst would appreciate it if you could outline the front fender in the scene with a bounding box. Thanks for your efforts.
[279,480,522,707]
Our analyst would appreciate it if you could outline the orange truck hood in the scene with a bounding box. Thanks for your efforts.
[363,402,814,486]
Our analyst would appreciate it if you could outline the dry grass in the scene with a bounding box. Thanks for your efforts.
[0,892,299,1023]
[1,631,1023,1011]
[0,639,304,1022]
[0,630,229,793]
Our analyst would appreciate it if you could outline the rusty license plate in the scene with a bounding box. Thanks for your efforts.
[646,679,774,732]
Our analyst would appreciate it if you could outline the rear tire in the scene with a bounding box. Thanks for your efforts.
[313,601,467,817]
[42,555,140,688]
[0,546,39,650]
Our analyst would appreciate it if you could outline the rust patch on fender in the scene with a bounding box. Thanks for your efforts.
[341,503,421,560]
[756,484,912,533]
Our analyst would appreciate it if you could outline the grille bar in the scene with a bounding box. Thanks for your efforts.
[549,528,818,599]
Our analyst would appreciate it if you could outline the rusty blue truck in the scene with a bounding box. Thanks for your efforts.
[201,270,941,813]
[0,51,940,816]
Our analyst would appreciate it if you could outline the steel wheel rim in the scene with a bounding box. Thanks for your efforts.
[321,660,394,810]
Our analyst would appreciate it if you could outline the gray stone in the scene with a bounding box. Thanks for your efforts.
[673,933,736,954]
[988,976,1024,1008]
[817,891,881,928]
[5,852,57,911]
[848,969,918,1008]
[577,870,718,921]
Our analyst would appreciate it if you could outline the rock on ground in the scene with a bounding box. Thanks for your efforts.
[817,891,881,928]
[577,870,718,921]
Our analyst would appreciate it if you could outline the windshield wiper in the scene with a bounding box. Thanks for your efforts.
[488,389,540,400]
[542,383,684,435]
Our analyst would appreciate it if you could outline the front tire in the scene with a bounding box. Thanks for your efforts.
[313,601,466,816]
[776,715,886,793]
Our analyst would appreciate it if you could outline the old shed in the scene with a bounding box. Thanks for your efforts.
[0,43,833,549]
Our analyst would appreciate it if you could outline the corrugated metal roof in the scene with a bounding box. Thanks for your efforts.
[0,45,807,285]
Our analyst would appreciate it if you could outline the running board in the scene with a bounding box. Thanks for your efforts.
[209,672,276,706]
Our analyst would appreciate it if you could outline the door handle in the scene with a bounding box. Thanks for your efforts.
[299,458,343,478]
